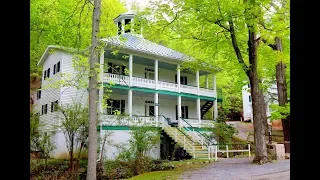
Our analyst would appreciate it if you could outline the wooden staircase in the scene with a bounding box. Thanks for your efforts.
[201,101,213,119]
[161,122,214,159]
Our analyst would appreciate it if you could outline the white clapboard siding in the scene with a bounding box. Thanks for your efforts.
[39,51,64,130]
[60,52,88,107]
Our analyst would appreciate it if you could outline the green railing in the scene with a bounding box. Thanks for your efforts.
[159,115,194,143]
[180,117,217,146]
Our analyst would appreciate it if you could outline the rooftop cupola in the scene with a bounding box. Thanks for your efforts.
[113,12,142,37]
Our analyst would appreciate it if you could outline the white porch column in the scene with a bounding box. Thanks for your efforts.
[128,54,133,118]
[197,98,201,127]
[154,93,159,125]
[129,54,133,86]
[205,75,209,89]
[128,90,132,118]
[177,64,181,128]
[99,48,105,116]
[121,19,125,34]
[196,70,200,95]
[213,74,218,120]
[177,64,180,92]
[177,95,182,128]
[155,60,158,89]
[154,59,158,125]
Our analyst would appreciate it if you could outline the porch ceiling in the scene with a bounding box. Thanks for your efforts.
[104,50,210,76]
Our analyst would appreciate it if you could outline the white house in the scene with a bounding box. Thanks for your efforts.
[242,83,278,123]
[36,12,222,160]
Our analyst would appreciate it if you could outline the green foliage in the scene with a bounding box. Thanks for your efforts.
[30,0,126,75]
[117,125,161,161]
[138,0,289,115]
[30,111,42,151]
[211,115,238,144]
[270,102,290,121]
[40,132,56,164]
[56,102,89,166]
[116,122,161,175]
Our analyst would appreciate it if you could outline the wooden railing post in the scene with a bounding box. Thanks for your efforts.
[226,145,229,158]
[248,144,251,158]
[193,142,195,159]
[215,145,218,161]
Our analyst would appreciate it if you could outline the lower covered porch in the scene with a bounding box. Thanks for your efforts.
[98,87,216,128]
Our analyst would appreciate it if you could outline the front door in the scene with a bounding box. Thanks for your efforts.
[145,101,155,116]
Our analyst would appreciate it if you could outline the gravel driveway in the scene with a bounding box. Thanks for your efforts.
[182,158,290,180]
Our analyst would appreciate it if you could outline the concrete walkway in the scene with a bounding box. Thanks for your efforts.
[182,158,290,180]
[226,121,251,141]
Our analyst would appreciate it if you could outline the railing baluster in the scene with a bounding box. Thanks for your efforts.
[226,145,229,158]
[248,144,251,158]
[215,145,218,161]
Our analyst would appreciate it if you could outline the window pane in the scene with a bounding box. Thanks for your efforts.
[113,100,120,108]
[57,61,61,72]
[149,106,154,116]
[53,64,56,74]
[47,68,50,78]
[51,102,54,112]
[181,106,185,118]
[124,19,131,33]
[117,21,122,35]
[113,64,120,74]
[107,63,113,73]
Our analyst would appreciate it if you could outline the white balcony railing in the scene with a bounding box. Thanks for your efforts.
[99,114,157,126]
[99,115,213,128]
[103,73,216,97]
[181,118,215,128]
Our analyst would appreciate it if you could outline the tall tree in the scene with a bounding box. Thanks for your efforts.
[30,0,126,75]
[140,0,289,164]
[87,0,101,179]
[262,1,290,145]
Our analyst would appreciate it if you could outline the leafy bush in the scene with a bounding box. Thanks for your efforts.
[211,116,238,144]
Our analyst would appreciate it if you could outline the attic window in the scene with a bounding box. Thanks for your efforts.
[37,89,41,100]
[124,19,131,33]
[43,68,50,79]
[118,21,122,35]
[53,61,61,75]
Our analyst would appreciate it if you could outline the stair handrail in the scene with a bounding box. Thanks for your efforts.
[159,115,194,143]
[158,114,172,125]
[180,117,217,147]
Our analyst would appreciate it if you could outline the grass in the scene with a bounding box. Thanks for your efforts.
[127,159,214,180]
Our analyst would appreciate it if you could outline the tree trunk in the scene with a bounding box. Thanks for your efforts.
[248,30,268,164]
[70,136,74,173]
[87,0,101,179]
[274,37,290,143]
[228,16,269,163]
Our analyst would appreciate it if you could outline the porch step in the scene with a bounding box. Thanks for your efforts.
[162,123,213,160]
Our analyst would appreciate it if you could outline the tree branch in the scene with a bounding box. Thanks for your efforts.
[228,19,249,77]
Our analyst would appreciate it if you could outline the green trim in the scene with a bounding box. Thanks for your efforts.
[183,127,213,132]
[97,125,161,131]
[102,83,217,101]
[97,125,212,132]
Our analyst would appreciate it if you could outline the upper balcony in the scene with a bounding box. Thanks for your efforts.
[103,73,216,98]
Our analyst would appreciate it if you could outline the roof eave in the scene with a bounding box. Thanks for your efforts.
[37,45,89,66]
[102,41,187,63]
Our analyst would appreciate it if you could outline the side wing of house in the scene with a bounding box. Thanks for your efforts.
[242,84,252,121]
[60,52,88,107]
[39,50,63,131]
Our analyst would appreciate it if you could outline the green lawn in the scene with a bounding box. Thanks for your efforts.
[127,159,214,180]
